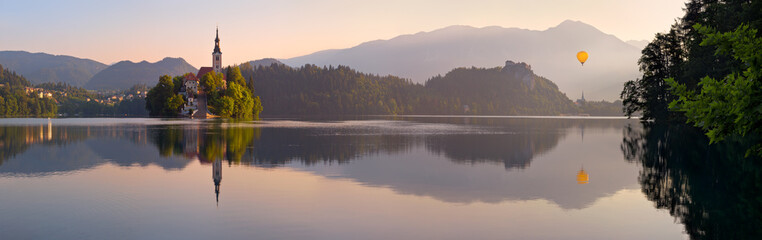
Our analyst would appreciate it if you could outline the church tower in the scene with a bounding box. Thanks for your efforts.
[213,27,222,73]
[213,159,222,205]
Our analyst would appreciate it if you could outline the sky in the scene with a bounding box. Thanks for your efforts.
[0,0,688,68]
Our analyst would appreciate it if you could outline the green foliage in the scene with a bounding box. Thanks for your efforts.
[145,69,263,119]
[146,75,184,116]
[166,94,186,114]
[210,82,258,119]
[200,72,224,93]
[621,0,761,121]
[240,63,576,116]
[214,96,235,118]
[667,24,762,156]
[204,66,262,119]
[426,67,577,115]
[0,64,57,117]
[621,28,685,121]
[225,65,246,87]
[172,76,184,94]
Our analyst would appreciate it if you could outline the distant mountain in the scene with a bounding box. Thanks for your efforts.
[247,58,284,68]
[283,20,641,100]
[626,40,649,50]
[0,51,107,87]
[85,57,197,90]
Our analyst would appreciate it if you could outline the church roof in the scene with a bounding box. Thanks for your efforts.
[197,67,214,79]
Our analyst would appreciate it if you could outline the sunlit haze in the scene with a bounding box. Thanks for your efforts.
[1,0,687,68]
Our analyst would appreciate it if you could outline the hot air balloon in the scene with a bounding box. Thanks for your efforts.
[577,51,588,66]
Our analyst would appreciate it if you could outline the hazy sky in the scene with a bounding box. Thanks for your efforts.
[1,0,687,68]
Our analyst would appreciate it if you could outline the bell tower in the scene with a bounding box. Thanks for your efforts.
[213,27,222,73]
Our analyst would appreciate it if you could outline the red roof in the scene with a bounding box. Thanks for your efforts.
[183,73,198,82]
[197,67,214,79]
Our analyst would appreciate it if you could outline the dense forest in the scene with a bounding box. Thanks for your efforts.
[0,64,58,116]
[239,61,596,116]
[619,1,762,237]
[621,0,761,156]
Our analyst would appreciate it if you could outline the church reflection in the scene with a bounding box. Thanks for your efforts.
[0,117,635,209]
[213,158,221,205]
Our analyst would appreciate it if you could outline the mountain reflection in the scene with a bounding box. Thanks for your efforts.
[622,123,762,239]
[0,118,636,209]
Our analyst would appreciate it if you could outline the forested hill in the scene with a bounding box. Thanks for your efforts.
[426,61,576,115]
[0,64,58,116]
[240,61,579,116]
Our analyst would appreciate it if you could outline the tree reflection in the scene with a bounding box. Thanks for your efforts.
[0,123,90,167]
[622,123,762,239]
[147,124,260,164]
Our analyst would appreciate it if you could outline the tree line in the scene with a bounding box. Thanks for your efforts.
[621,0,761,156]
[0,64,57,116]
[238,63,604,116]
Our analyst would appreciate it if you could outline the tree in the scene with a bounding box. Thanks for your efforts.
[166,94,186,115]
[667,24,762,156]
[210,81,258,119]
[214,96,235,118]
[226,65,246,87]
[621,28,685,121]
[621,0,762,121]
[200,72,223,93]
[146,75,183,116]
[172,76,184,94]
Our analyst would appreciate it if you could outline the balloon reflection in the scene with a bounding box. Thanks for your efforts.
[576,167,589,184]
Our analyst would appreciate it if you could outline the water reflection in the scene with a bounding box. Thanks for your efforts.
[213,157,221,205]
[0,118,637,209]
[622,123,762,239]
[576,167,589,184]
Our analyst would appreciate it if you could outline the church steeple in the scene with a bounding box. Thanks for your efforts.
[213,27,221,54]
[212,27,222,73]
[213,159,222,206]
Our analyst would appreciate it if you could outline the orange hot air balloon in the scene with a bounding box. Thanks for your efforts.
[577,51,588,66]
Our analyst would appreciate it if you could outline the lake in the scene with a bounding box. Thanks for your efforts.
[1,117,759,239]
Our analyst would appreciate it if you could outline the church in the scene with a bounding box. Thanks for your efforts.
[196,27,224,82]
[180,27,226,116]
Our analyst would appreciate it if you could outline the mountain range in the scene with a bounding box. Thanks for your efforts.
[0,51,107,87]
[85,57,197,90]
[283,20,641,100]
[2,20,642,100]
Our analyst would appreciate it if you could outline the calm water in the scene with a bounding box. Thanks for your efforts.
[0,117,759,239]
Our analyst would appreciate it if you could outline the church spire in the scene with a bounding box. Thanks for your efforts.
[213,27,221,54]
[212,27,222,73]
